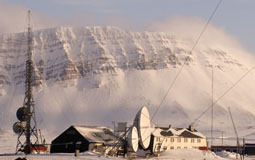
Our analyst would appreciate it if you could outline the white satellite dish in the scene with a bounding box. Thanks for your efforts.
[133,106,151,149]
[127,126,139,152]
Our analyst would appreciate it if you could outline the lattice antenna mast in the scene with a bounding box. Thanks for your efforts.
[14,10,39,155]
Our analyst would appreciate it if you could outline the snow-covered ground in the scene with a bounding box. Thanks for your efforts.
[0,152,123,160]
[1,129,253,160]
[0,150,255,160]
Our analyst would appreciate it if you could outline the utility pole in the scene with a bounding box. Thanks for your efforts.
[243,138,245,160]
[228,107,242,160]
[221,131,223,146]
[13,10,39,155]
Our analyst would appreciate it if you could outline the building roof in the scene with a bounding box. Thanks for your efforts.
[73,125,120,143]
[151,126,206,139]
[245,143,255,147]
[211,146,239,149]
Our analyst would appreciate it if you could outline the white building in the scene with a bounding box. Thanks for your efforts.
[150,125,208,153]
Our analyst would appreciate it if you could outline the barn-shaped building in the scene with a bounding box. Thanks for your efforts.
[50,125,121,154]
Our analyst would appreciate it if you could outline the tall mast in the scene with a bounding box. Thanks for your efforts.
[25,9,33,154]
[14,10,39,155]
[211,65,214,148]
[228,107,242,160]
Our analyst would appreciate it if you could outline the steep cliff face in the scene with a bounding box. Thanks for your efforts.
[0,27,249,87]
[0,27,255,140]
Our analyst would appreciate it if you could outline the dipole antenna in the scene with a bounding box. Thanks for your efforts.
[13,10,39,155]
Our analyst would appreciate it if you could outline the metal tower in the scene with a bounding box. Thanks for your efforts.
[13,10,39,155]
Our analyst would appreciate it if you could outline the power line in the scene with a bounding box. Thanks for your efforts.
[151,0,223,121]
[190,0,223,52]
[192,64,255,125]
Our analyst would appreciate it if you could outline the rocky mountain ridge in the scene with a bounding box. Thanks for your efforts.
[0,26,248,89]
[0,26,254,142]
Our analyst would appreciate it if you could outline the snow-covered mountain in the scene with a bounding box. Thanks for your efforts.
[0,26,255,145]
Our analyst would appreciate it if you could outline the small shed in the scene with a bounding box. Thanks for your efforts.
[50,125,120,153]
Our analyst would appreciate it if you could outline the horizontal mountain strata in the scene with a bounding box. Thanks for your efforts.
[0,26,246,89]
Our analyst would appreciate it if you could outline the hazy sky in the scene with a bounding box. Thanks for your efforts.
[1,0,255,51]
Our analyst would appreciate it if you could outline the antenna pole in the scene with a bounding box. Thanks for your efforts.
[15,10,39,155]
[221,131,223,146]
[211,65,214,148]
[25,9,32,154]
[228,107,242,160]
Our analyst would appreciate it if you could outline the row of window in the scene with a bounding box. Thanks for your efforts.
[162,146,199,150]
[156,137,201,143]
[212,149,240,153]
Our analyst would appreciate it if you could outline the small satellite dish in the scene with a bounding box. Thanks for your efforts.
[16,107,28,122]
[127,126,139,152]
[13,122,25,134]
[133,106,151,149]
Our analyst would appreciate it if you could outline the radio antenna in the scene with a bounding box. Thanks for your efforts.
[13,10,39,155]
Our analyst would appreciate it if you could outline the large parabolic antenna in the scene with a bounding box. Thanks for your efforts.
[133,106,151,149]
[127,126,139,152]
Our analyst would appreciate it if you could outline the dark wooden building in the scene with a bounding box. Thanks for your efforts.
[211,144,255,155]
[244,143,255,155]
[50,125,119,153]
[211,145,242,153]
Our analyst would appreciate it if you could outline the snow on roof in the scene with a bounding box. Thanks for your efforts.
[73,125,119,143]
[151,126,206,138]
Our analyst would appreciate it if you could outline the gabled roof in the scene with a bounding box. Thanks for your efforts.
[152,126,206,139]
[73,125,120,143]
[160,130,174,136]
[179,130,202,138]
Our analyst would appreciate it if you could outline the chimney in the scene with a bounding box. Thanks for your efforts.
[189,124,195,132]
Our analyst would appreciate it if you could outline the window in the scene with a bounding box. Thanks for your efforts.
[163,146,167,150]
[191,138,195,143]
[177,138,181,143]
[197,139,201,143]
[177,146,181,149]
[170,138,174,142]
[184,147,188,149]
[184,138,188,143]
[170,146,174,150]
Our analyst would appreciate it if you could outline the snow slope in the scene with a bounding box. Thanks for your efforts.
[0,150,254,160]
[0,26,255,151]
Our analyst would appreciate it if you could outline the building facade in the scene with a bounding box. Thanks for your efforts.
[50,125,121,154]
[150,125,208,153]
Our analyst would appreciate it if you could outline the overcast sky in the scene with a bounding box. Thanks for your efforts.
[1,0,254,51]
